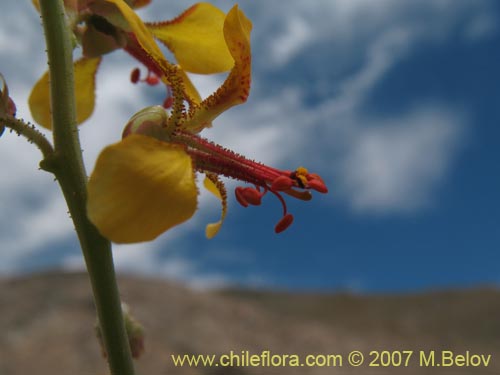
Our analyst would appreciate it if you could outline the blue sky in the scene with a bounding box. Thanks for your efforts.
[0,0,499,292]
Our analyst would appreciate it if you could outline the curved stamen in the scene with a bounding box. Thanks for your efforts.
[156,128,327,234]
[269,188,289,217]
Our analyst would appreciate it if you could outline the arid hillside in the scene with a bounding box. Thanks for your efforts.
[1,271,498,374]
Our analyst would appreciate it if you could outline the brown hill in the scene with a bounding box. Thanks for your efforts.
[1,271,498,374]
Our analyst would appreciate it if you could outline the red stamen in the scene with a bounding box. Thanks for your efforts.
[240,187,263,206]
[145,73,160,85]
[167,130,327,234]
[269,189,289,217]
[174,131,286,183]
[283,189,313,201]
[275,214,294,233]
[130,67,159,86]
[235,187,249,207]
[271,175,294,191]
[307,173,325,183]
[307,178,328,193]
[130,68,140,84]
[124,34,163,78]
[306,173,328,192]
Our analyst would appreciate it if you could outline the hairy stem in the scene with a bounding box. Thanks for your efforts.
[1,116,54,161]
[38,1,135,374]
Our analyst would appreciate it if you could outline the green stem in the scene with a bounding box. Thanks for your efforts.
[1,116,54,161]
[38,1,135,374]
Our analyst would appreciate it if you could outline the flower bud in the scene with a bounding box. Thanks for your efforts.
[122,105,169,140]
[95,303,145,359]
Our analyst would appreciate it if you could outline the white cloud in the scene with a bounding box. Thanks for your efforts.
[326,27,414,116]
[62,241,251,290]
[337,107,463,213]
[269,16,314,66]
[284,7,466,214]
[0,0,489,278]
[0,123,72,272]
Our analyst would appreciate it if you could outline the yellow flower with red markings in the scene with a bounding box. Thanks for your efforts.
[28,0,234,128]
[85,4,328,243]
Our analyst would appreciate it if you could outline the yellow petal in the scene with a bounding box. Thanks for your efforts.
[90,0,201,102]
[28,57,101,129]
[31,0,40,11]
[203,173,227,239]
[181,5,252,133]
[90,0,165,68]
[87,134,198,243]
[147,3,233,74]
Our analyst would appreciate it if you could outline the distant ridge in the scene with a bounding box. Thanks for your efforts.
[1,271,498,374]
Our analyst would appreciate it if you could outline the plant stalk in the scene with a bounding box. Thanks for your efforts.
[38,1,135,374]
[0,116,54,160]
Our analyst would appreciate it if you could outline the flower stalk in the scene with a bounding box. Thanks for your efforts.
[0,116,54,161]
[38,1,135,374]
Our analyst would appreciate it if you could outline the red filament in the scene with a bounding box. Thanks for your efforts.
[170,130,327,234]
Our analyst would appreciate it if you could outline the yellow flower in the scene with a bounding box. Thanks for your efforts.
[28,0,234,129]
[86,4,327,244]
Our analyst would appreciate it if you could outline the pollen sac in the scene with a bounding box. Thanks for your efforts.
[235,187,249,207]
[122,105,169,140]
[306,173,328,193]
[235,186,263,207]
[307,179,328,193]
[271,175,294,191]
[130,68,140,83]
[275,213,294,233]
[145,73,160,86]
[291,167,309,188]
[283,189,312,201]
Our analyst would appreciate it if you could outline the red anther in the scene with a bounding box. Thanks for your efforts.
[307,173,326,185]
[145,74,160,85]
[271,175,294,191]
[307,178,328,193]
[235,187,249,208]
[130,68,140,83]
[241,187,262,206]
[306,172,322,180]
[283,189,312,201]
[275,213,294,233]
[163,96,173,109]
